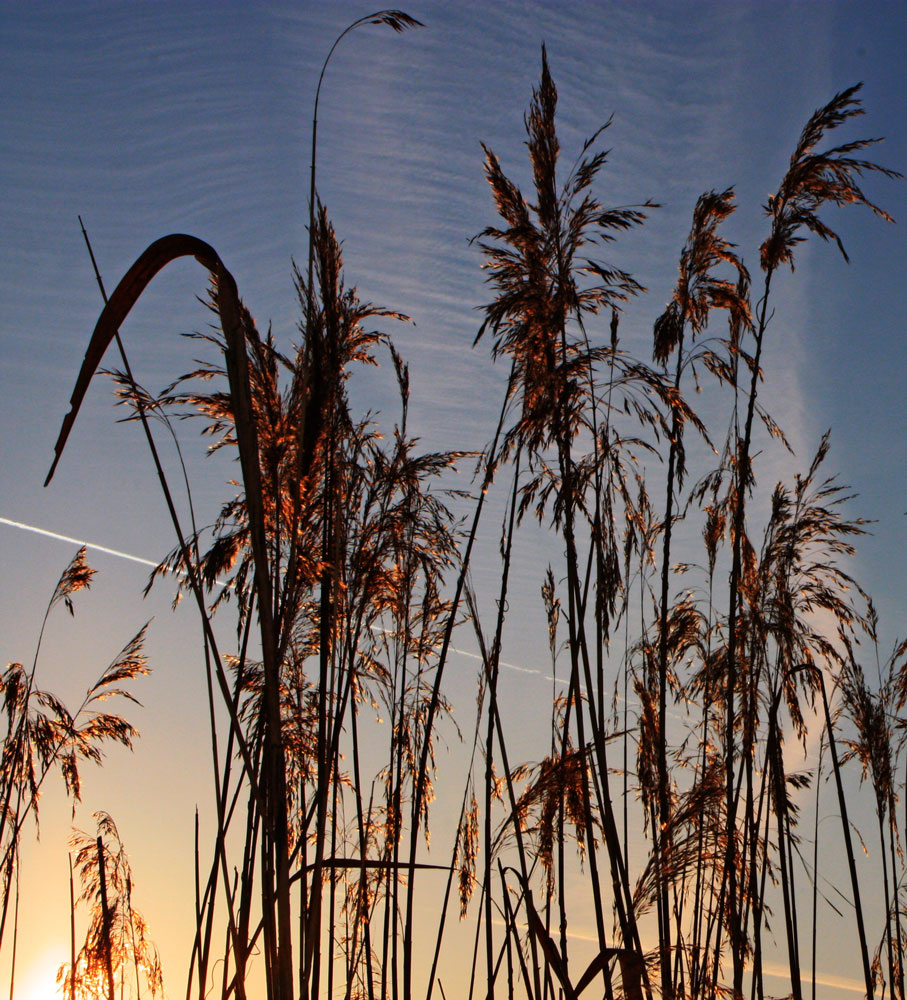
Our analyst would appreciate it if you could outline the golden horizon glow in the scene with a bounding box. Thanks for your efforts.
[17,944,66,1000]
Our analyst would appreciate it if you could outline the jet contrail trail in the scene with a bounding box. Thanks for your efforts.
[1,516,159,569]
[1,516,234,590]
[1,516,566,684]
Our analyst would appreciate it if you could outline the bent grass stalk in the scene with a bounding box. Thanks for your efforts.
[35,35,903,1000]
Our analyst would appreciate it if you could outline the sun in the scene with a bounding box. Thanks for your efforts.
[16,950,65,1000]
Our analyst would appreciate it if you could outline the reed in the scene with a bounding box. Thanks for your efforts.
[0,549,147,963]
[58,813,162,1000]
[31,26,903,1000]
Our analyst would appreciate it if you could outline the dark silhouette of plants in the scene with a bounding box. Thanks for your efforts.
[650,187,750,998]
[38,25,903,1000]
[0,549,146,968]
[58,812,162,1000]
[717,83,899,998]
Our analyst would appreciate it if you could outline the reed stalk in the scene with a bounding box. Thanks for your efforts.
[34,39,904,1000]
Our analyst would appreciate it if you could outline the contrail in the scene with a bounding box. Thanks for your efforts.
[761,962,865,995]
[1,517,565,684]
[0,516,233,589]
[1,516,159,569]
[447,644,542,677]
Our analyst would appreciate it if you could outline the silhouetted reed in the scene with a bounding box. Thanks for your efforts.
[36,24,904,1000]
[0,550,148,996]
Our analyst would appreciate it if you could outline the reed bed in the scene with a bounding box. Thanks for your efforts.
[6,14,903,1000]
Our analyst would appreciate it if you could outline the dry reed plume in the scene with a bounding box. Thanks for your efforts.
[25,22,903,1000]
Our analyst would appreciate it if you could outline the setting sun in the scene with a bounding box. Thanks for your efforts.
[2,6,905,1000]
[17,948,64,1000]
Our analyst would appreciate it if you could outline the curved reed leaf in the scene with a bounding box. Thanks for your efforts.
[45,234,227,486]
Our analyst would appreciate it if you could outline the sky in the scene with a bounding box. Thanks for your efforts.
[1,2,905,998]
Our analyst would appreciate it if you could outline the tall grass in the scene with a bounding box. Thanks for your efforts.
[30,25,904,1000]
[0,549,149,998]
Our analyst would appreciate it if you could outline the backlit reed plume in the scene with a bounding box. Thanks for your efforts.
[0,551,146,954]
[59,812,162,1000]
[39,27,903,1000]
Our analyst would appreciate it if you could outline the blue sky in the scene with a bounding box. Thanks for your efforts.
[1,3,905,997]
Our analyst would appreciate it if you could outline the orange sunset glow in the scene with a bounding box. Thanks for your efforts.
[2,5,905,1000]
